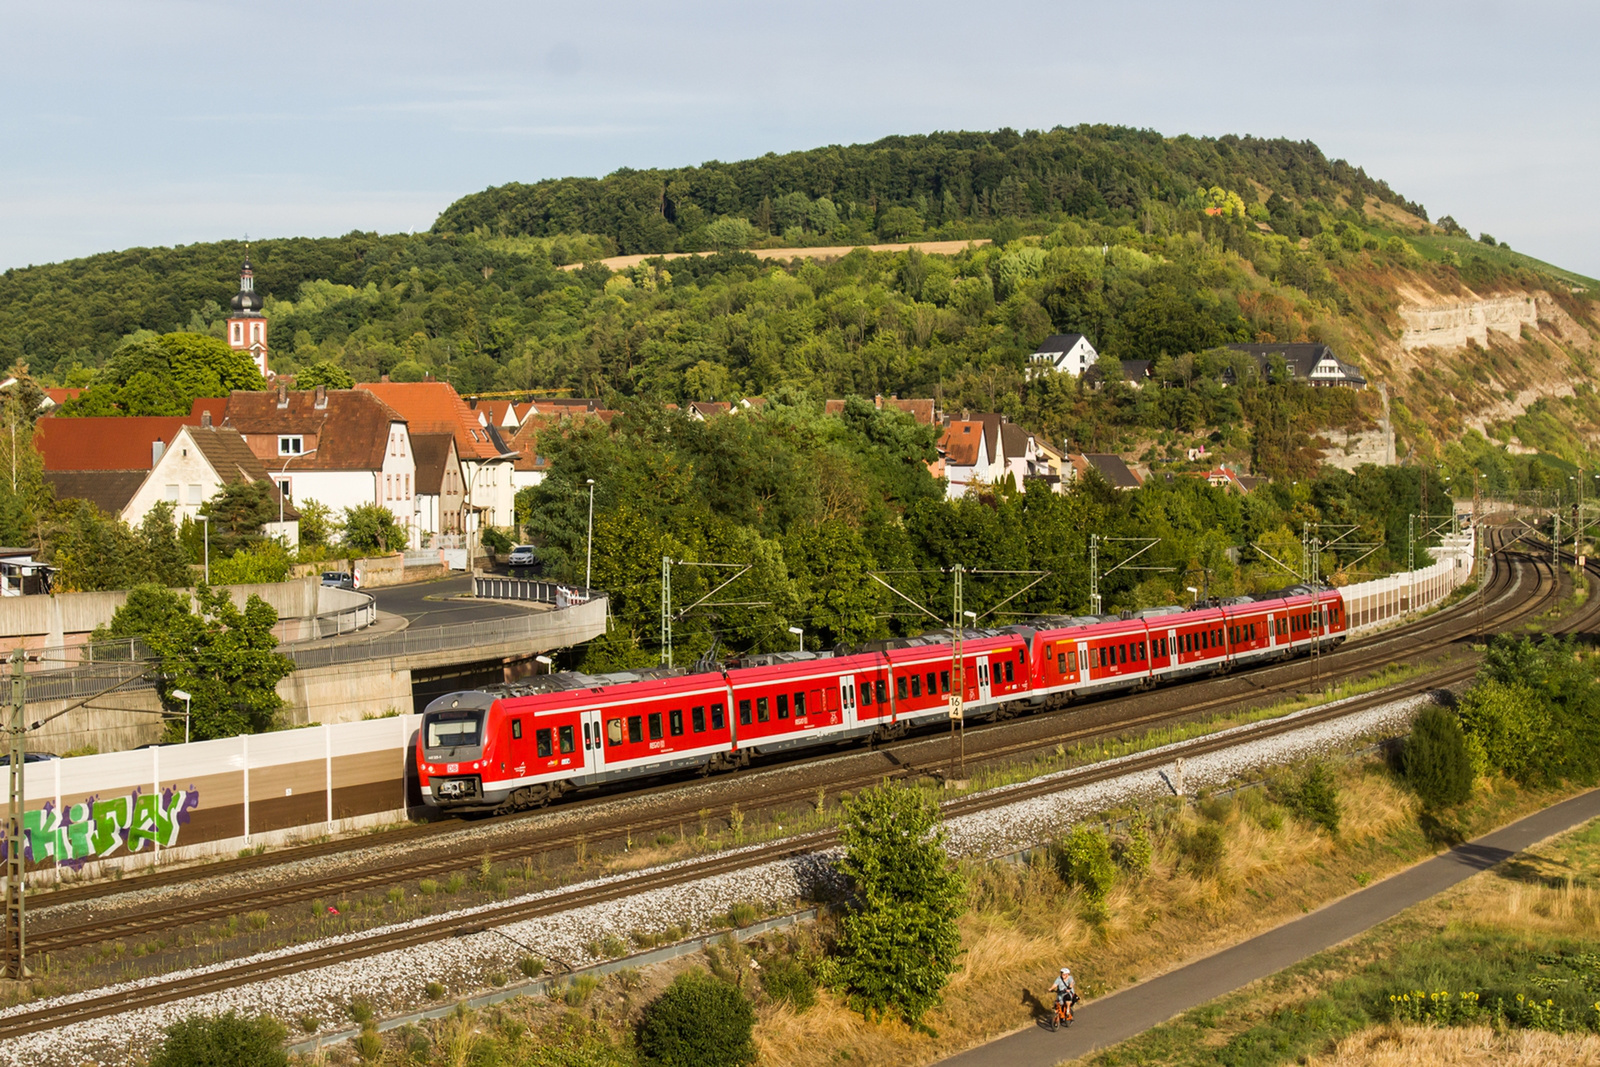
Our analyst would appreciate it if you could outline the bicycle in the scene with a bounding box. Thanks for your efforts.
[1048,994,1075,1031]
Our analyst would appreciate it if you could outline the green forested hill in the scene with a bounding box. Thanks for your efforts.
[433,127,1428,251]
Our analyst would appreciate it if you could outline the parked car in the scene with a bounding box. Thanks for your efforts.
[321,571,356,590]
[507,545,538,568]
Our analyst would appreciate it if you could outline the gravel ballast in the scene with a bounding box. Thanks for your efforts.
[0,690,1433,1065]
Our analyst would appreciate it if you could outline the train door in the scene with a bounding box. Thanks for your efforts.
[977,657,993,704]
[838,674,857,730]
[1267,613,1276,648]
[1167,629,1178,671]
[579,709,605,778]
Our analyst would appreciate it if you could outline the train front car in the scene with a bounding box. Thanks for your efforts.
[417,690,499,810]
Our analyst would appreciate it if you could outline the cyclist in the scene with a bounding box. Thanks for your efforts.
[1050,967,1078,1022]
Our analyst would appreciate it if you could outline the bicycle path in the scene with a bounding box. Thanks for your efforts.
[938,788,1600,1067]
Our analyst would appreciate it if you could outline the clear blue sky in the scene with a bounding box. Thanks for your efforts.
[3,0,1596,278]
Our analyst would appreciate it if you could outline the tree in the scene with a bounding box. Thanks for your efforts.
[89,583,191,648]
[703,216,755,252]
[292,360,354,390]
[199,481,277,556]
[210,541,291,585]
[341,503,407,554]
[149,1011,287,1067]
[45,499,191,592]
[636,972,755,1067]
[146,583,293,741]
[876,206,923,240]
[829,781,964,1025]
[296,498,337,549]
[1400,705,1473,808]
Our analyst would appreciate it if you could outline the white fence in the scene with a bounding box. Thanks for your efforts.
[1341,530,1476,634]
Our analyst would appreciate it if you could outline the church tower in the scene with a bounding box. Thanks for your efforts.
[226,255,270,378]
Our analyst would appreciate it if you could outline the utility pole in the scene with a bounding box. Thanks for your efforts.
[5,648,25,979]
[950,565,965,778]
[1089,535,1100,614]
[660,556,672,669]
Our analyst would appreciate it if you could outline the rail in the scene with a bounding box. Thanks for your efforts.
[473,577,595,607]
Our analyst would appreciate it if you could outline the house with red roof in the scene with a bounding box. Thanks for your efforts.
[121,420,298,545]
[226,383,418,546]
[357,381,518,531]
[37,413,203,515]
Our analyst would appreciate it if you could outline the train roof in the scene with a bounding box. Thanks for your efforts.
[491,665,693,698]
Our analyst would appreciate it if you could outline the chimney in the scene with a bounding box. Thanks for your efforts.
[424,371,434,382]
[380,373,390,384]
[151,439,164,465]
[276,381,289,409]
[314,384,327,409]
[201,409,212,428]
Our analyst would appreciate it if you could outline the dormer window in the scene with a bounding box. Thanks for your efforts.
[278,435,303,456]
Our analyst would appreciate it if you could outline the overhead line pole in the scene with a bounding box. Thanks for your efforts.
[4,650,23,979]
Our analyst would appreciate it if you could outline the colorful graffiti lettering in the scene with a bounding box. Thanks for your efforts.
[1,786,198,868]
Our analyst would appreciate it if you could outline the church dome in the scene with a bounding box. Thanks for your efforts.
[230,255,264,314]
[230,288,265,314]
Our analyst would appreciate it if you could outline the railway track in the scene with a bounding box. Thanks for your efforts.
[22,531,1550,957]
[0,532,1582,1042]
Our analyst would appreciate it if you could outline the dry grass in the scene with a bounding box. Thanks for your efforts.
[1305,1024,1600,1066]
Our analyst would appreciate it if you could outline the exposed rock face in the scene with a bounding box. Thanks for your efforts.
[1399,294,1537,350]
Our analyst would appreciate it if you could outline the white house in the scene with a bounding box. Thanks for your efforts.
[225,384,419,547]
[358,381,518,532]
[412,432,465,540]
[1027,333,1099,379]
[937,414,1050,500]
[121,419,300,546]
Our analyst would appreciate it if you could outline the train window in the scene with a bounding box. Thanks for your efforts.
[559,725,575,753]
[692,706,706,732]
[606,718,623,746]
[756,697,769,723]
[796,691,808,715]
[926,672,937,696]
[941,670,950,694]
[739,699,752,725]
[910,675,921,698]
[648,712,663,740]
[511,719,522,740]
[875,679,887,704]
[1057,652,1067,674]
[627,716,643,744]
[857,682,869,707]
[712,703,725,730]
[669,709,683,736]
[1201,631,1208,650]
[777,694,789,719]
[536,728,552,757]
[897,677,908,700]
[1003,660,1014,683]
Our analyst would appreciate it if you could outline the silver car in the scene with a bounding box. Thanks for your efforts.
[507,545,537,568]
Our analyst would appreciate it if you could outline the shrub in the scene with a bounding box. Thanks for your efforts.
[637,972,756,1067]
[1179,822,1226,877]
[760,954,817,1011]
[517,955,545,979]
[149,1011,288,1067]
[1401,706,1474,808]
[564,973,601,1007]
[1057,825,1117,905]
[828,781,964,1025]
[1277,761,1342,837]
[1112,812,1153,875]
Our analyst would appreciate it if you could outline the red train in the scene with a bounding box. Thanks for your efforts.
[417,585,1348,812]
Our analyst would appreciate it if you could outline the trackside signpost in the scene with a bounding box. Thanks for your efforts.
[5,648,25,979]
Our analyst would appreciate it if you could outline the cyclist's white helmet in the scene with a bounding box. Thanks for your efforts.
[1060,967,1070,975]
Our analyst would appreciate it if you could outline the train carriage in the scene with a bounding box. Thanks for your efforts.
[724,649,885,755]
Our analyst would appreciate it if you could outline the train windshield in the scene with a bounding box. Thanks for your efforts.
[426,713,482,749]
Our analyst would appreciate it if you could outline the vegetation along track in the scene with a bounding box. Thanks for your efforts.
[21,532,1556,955]
[0,534,1581,1041]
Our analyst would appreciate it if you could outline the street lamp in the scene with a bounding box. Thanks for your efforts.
[585,478,596,590]
[1186,585,1199,605]
[170,689,192,745]
[787,625,803,652]
[199,515,210,585]
[534,654,553,675]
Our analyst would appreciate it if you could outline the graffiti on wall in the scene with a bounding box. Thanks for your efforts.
[1,786,199,867]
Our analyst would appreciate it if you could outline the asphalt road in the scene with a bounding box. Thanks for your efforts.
[366,574,538,626]
[939,788,1600,1066]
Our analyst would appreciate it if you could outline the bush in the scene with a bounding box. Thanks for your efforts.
[481,526,513,554]
[1057,825,1117,904]
[1112,812,1153,875]
[149,1011,288,1067]
[1401,706,1474,808]
[760,954,817,1011]
[1277,761,1342,837]
[637,971,756,1067]
[829,782,965,1025]
[1179,822,1226,877]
